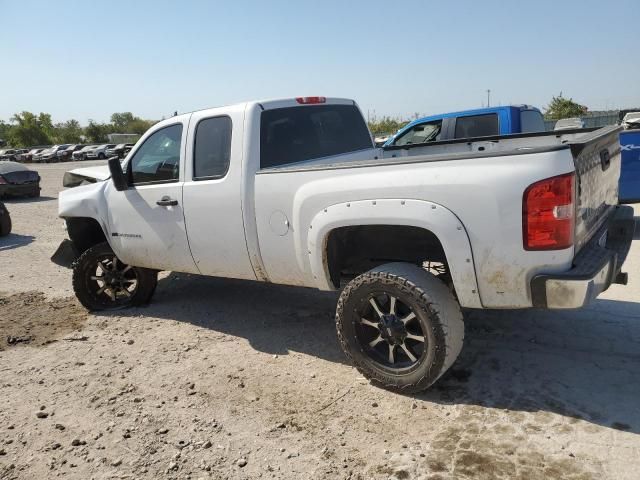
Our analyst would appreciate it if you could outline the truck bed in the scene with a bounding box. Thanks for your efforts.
[260,126,621,250]
[255,125,622,308]
[259,126,619,173]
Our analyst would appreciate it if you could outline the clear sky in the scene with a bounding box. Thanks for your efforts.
[2,0,639,124]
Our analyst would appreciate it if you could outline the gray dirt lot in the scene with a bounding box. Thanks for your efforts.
[0,161,639,480]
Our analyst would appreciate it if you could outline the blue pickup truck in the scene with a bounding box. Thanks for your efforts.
[384,105,546,147]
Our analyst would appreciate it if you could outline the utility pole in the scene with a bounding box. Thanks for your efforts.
[487,89,491,107]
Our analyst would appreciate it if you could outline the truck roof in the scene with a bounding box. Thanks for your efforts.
[177,97,357,117]
[402,105,540,129]
[152,97,361,133]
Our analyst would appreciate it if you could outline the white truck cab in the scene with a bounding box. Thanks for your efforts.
[56,96,636,393]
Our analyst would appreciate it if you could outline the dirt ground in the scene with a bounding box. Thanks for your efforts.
[1,161,639,480]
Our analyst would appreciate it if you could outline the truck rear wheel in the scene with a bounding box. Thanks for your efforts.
[335,262,464,393]
[72,242,157,311]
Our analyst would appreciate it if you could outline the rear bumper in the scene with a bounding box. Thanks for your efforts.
[531,205,636,309]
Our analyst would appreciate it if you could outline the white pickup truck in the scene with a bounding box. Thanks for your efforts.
[55,96,635,392]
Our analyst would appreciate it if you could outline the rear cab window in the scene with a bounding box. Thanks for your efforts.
[454,114,499,138]
[260,104,372,169]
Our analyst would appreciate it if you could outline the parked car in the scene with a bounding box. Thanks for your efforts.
[18,147,48,163]
[3,149,29,161]
[0,161,40,197]
[0,201,11,236]
[57,144,86,162]
[0,149,23,161]
[72,145,98,161]
[123,144,134,157]
[554,118,585,130]
[33,145,71,163]
[54,96,634,393]
[105,143,134,159]
[384,105,546,147]
[621,112,640,130]
[86,144,116,160]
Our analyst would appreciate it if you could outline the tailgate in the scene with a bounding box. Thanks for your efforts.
[569,125,622,251]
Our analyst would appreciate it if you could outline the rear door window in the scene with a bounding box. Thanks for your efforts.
[520,110,546,133]
[260,104,372,169]
[393,120,442,146]
[193,116,232,179]
[454,114,499,138]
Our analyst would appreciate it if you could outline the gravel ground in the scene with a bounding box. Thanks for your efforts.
[1,161,639,480]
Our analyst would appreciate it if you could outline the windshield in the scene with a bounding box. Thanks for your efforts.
[393,121,442,146]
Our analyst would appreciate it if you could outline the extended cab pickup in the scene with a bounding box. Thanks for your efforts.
[56,97,635,392]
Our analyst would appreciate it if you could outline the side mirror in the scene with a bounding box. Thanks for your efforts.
[108,157,128,191]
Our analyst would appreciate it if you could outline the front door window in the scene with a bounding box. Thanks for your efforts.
[129,124,183,184]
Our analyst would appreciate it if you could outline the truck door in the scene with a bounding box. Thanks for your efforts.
[105,120,199,273]
[181,107,257,280]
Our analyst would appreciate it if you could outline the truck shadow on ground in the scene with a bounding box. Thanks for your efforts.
[422,299,640,435]
[125,273,640,434]
[0,233,35,251]
[144,272,346,365]
[2,195,56,204]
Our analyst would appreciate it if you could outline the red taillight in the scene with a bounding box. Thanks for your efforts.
[523,172,575,250]
[0,176,7,185]
[295,96,326,104]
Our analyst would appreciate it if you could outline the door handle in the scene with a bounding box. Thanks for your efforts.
[156,196,178,207]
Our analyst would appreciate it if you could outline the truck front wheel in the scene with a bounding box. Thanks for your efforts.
[72,242,157,311]
[335,262,464,393]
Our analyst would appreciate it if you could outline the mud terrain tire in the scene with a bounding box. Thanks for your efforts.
[336,262,464,393]
[72,242,157,311]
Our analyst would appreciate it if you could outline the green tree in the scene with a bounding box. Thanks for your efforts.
[367,116,409,136]
[53,119,83,144]
[110,112,136,131]
[109,112,155,135]
[0,120,12,145]
[84,120,111,143]
[128,118,155,135]
[544,93,588,120]
[8,111,52,147]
